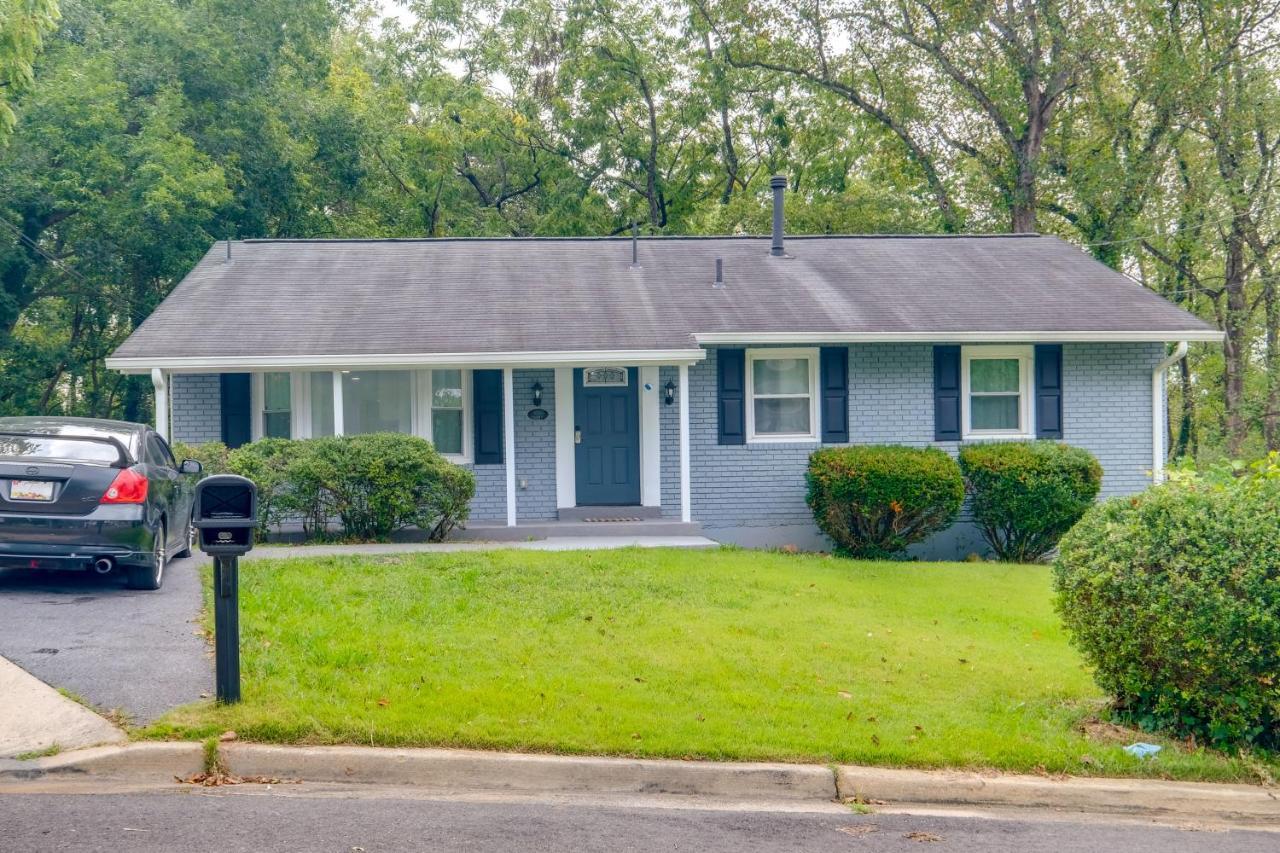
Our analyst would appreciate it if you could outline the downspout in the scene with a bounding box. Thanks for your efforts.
[1151,341,1188,483]
[151,368,170,441]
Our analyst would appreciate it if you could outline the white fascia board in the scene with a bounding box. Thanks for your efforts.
[693,330,1224,345]
[105,348,708,375]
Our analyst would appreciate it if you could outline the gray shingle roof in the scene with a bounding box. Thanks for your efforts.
[108,234,1217,365]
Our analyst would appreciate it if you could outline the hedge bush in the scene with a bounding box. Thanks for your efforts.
[807,445,964,559]
[960,441,1102,563]
[1054,463,1280,749]
[172,434,474,542]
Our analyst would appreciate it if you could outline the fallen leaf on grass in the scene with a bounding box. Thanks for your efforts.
[218,731,238,742]
[838,691,853,700]
[376,698,390,707]
[904,831,943,843]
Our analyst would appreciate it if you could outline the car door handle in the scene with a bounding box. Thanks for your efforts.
[574,427,582,444]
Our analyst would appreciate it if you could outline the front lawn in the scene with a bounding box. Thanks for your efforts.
[145,548,1273,782]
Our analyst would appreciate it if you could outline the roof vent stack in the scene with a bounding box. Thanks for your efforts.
[770,175,787,257]
[713,257,725,289]
[629,220,641,269]
[225,239,232,262]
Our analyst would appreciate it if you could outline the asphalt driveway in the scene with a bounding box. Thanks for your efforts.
[0,555,210,724]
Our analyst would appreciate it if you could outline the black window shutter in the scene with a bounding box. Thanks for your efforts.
[819,347,849,443]
[472,369,504,464]
[1035,344,1064,439]
[220,373,252,449]
[933,346,961,441]
[717,348,746,445]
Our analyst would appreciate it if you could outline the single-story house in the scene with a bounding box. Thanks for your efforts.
[106,181,1220,556]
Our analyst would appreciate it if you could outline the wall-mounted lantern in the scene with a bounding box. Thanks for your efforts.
[531,381,543,407]
[664,380,676,406]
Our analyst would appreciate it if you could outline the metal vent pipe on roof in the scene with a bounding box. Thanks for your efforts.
[770,175,787,257]
[630,221,640,268]
[714,257,724,288]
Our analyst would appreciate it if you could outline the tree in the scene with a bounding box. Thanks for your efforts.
[0,0,59,138]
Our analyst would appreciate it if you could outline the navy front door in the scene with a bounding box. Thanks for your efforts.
[574,367,641,506]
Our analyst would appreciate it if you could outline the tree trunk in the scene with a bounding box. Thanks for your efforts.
[1222,231,1249,455]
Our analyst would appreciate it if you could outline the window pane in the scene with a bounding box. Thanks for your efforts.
[752,357,809,395]
[970,358,1020,393]
[263,411,291,439]
[263,372,291,410]
[971,395,1020,431]
[432,410,463,455]
[431,370,463,409]
[754,398,811,435]
[342,371,412,435]
[310,372,334,437]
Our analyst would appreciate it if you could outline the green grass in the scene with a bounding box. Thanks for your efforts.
[14,743,62,761]
[142,547,1275,782]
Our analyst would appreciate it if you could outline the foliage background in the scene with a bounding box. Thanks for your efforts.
[3,0,1279,461]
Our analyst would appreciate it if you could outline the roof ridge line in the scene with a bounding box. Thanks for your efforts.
[236,232,1043,245]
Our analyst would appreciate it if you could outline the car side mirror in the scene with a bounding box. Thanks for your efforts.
[179,459,203,475]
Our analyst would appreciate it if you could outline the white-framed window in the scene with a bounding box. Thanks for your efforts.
[261,372,292,439]
[961,345,1034,438]
[251,369,473,462]
[745,348,820,442]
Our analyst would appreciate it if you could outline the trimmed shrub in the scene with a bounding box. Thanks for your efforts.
[807,445,964,559]
[960,441,1102,563]
[1054,467,1280,749]
[226,438,307,536]
[170,441,231,478]
[286,434,475,541]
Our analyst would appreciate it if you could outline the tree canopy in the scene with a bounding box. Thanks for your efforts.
[2,0,1279,460]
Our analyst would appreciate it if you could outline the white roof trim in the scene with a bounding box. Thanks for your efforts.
[105,348,707,375]
[693,330,1223,345]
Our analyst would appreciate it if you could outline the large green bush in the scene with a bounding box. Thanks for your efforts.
[171,434,474,542]
[960,441,1102,563]
[171,441,230,478]
[287,434,474,541]
[1054,461,1280,749]
[807,445,964,559]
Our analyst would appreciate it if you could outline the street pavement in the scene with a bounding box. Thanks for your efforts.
[0,786,1274,852]
[0,555,209,723]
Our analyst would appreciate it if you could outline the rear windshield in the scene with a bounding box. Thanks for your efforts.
[0,436,121,465]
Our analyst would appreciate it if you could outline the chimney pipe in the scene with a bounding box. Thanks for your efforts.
[713,257,724,288]
[630,220,640,268]
[769,175,787,257]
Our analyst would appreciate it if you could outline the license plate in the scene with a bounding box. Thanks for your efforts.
[9,480,54,501]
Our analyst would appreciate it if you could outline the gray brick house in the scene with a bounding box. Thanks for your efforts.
[106,184,1218,556]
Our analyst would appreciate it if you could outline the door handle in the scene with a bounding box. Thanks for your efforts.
[574,427,582,444]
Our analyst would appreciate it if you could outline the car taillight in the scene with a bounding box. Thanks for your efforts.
[101,468,148,504]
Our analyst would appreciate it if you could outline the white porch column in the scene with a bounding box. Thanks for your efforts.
[504,367,517,526]
[678,363,691,523]
[554,367,575,509]
[151,368,169,441]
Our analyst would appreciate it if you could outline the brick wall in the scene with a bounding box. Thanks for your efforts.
[688,343,1164,555]
[170,374,222,444]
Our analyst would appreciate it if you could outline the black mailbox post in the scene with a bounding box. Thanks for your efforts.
[194,474,257,704]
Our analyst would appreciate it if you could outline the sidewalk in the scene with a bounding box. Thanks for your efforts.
[0,656,125,759]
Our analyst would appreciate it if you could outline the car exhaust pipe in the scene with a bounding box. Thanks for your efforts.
[92,557,115,575]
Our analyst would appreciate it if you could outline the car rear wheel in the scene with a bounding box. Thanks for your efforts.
[174,513,195,559]
[127,521,166,591]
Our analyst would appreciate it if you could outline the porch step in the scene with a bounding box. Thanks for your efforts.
[453,518,703,542]
[557,505,663,522]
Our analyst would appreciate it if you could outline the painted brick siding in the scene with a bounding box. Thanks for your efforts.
[513,368,557,521]
[690,343,1164,554]
[171,374,222,444]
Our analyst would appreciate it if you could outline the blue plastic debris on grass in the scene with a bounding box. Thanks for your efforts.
[1123,742,1163,759]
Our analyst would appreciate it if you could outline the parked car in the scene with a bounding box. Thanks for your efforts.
[0,417,201,590]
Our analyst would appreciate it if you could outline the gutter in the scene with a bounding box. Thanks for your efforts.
[1152,341,1189,483]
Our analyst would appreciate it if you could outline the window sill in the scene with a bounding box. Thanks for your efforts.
[746,435,821,445]
[960,433,1035,442]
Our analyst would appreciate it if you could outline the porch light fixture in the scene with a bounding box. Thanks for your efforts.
[664,380,676,406]
[531,381,543,407]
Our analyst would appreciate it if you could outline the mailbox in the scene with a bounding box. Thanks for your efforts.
[194,474,257,557]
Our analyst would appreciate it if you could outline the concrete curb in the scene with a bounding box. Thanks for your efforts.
[221,744,836,802]
[3,741,1278,824]
[0,742,204,783]
[836,766,1280,823]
